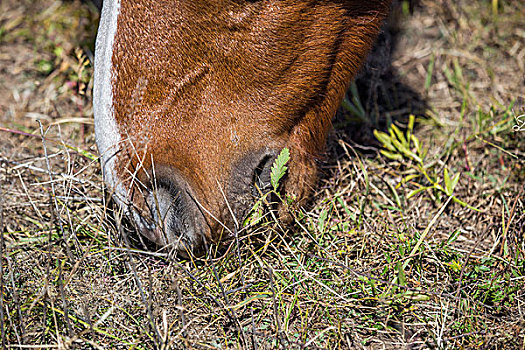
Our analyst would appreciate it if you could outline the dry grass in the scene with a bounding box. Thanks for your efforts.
[0,0,524,349]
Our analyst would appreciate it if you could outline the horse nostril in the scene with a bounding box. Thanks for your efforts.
[252,154,276,196]
[146,185,181,227]
[132,175,206,254]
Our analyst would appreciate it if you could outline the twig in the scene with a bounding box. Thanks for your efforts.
[0,126,97,160]
[499,186,523,257]
[58,262,72,337]
[167,256,241,340]
[455,223,493,298]
[7,257,25,344]
[203,239,248,348]
[235,226,258,350]
[120,225,162,347]
[401,195,453,271]
[303,326,336,348]
[38,120,73,261]
[268,267,285,348]
[175,276,188,347]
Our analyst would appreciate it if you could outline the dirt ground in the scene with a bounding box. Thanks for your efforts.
[0,0,524,349]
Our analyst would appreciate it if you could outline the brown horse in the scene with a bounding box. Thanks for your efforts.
[93,0,392,256]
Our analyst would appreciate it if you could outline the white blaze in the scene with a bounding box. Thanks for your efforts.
[93,0,127,206]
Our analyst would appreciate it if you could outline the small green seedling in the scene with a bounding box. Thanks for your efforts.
[270,147,290,190]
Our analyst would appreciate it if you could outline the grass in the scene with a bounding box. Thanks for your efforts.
[0,0,524,349]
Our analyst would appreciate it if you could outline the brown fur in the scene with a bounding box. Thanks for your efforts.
[109,0,391,250]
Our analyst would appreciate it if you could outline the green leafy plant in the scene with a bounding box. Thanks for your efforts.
[270,147,290,190]
[374,115,479,211]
